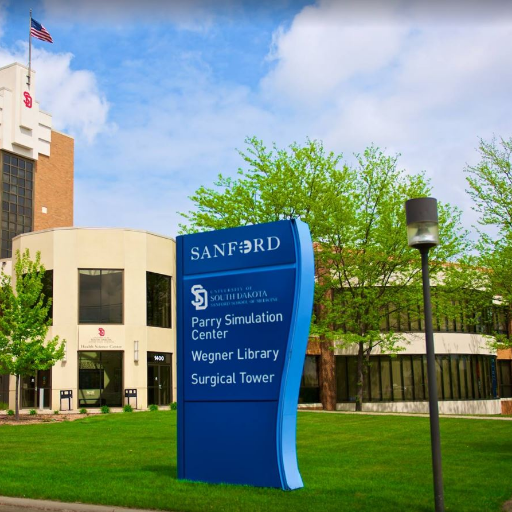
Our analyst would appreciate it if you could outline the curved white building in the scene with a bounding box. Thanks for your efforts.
[1,227,176,411]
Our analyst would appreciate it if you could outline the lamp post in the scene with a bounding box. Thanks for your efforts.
[405,197,444,512]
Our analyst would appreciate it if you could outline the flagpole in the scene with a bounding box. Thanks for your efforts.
[27,9,32,88]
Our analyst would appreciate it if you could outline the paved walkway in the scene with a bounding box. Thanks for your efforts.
[299,409,512,420]
[0,496,163,512]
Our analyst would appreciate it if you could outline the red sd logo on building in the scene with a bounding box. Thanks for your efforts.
[98,328,105,337]
[23,91,32,108]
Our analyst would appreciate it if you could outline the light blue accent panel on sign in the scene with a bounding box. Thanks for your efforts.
[277,220,315,489]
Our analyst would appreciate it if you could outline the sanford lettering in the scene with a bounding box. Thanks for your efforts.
[190,236,280,260]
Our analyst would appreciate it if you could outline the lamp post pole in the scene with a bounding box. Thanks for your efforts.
[405,197,444,512]
[420,246,444,512]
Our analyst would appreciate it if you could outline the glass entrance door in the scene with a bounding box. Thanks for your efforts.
[147,365,172,406]
[78,351,123,407]
[21,375,36,408]
[37,370,51,409]
[20,370,51,409]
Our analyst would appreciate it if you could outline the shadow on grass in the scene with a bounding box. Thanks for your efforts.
[141,464,177,479]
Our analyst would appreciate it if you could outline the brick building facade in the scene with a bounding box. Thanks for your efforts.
[34,130,74,231]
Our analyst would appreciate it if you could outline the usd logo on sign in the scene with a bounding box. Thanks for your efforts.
[191,284,208,310]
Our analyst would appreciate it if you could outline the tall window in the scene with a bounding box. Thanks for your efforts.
[498,360,512,398]
[0,373,9,405]
[79,269,123,324]
[147,272,171,328]
[299,356,320,403]
[334,354,497,403]
[1,152,34,258]
[41,270,53,324]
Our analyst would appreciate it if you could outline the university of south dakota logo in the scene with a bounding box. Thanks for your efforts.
[191,284,208,310]
[23,91,33,108]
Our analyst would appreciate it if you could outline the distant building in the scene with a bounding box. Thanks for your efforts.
[299,289,512,415]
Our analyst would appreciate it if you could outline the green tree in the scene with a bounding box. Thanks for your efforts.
[465,136,512,347]
[0,250,65,419]
[179,137,338,237]
[466,137,512,235]
[180,137,469,410]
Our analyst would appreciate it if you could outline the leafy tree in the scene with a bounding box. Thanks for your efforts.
[465,136,512,347]
[179,137,339,237]
[180,137,469,410]
[308,146,468,409]
[466,137,512,236]
[0,250,65,420]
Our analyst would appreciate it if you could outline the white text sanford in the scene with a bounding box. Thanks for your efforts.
[190,236,280,260]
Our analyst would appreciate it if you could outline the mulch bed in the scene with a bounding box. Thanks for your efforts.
[0,413,92,425]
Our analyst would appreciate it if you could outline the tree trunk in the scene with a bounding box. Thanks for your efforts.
[319,337,336,411]
[15,374,19,421]
[356,342,364,412]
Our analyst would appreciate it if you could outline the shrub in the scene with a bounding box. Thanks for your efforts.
[148,404,159,412]
[29,409,37,416]
[170,402,177,410]
[123,404,133,413]
[0,401,8,410]
[79,408,87,414]
[100,405,110,414]
[7,409,14,416]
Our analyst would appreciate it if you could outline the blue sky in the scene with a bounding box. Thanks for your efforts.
[1,0,511,239]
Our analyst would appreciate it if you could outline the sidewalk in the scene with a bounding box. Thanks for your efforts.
[0,496,165,512]
[299,409,512,420]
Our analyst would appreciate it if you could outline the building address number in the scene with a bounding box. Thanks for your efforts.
[147,352,171,364]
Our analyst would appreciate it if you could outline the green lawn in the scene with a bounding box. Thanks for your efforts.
[1,411,511,512]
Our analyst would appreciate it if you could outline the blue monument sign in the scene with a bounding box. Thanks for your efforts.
[177,219,314,490]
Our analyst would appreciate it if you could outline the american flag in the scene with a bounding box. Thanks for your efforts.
[30,18,53,43]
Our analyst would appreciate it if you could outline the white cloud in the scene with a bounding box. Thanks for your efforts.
[0,45,111,143]
[263,0,512,107]
[260,0,512,234]
[262,1,411,106]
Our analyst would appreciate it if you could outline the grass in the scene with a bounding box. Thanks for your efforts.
[1,411,511,512]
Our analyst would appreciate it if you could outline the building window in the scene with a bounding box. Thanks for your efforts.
[378,290,509,337]
[498,360,512,398]
[42,270,53,324]
[335,354,497,402]
[0,374,9,405]
[79,269,123,324]
[1,152,34,258]
[299,355,320,403]
[146,272,171,328]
